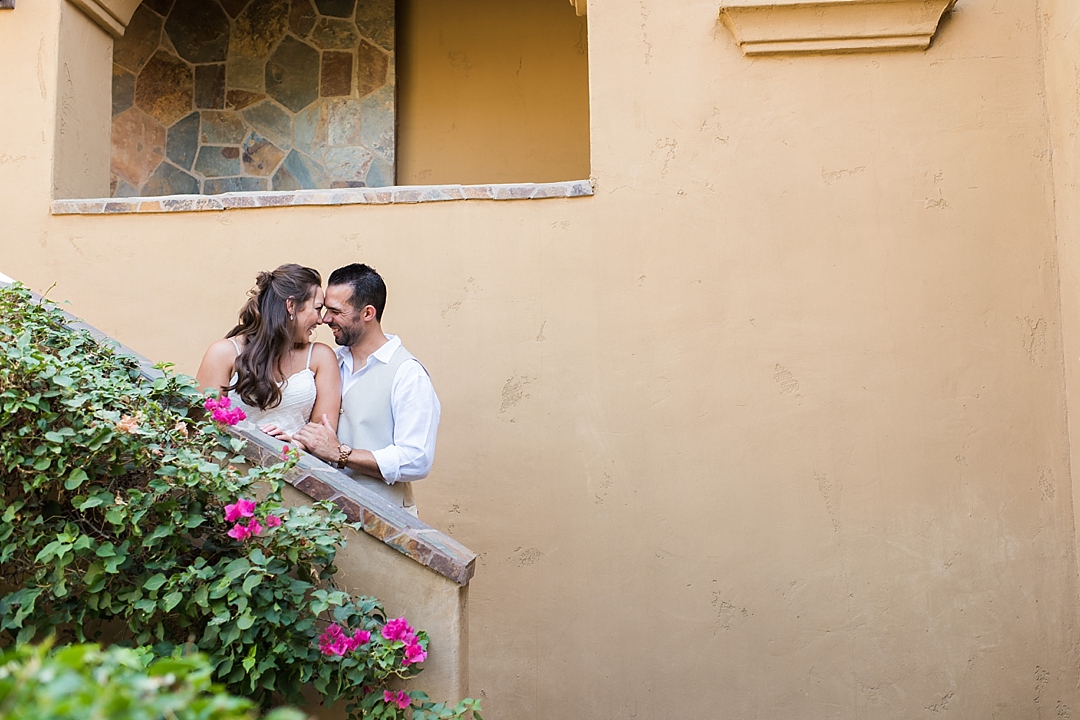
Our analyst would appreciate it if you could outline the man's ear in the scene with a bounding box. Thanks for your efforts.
[362,305,377,322]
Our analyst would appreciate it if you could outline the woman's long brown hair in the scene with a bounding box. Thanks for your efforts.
[226,264,322,410]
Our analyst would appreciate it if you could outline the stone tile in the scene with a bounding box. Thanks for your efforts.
[112,65,135,116]
[111,107,166,186]
[165,0,230,64]
[135,51,194,126]
[384,532,434,565]
[310,17,357,50]
[113,4,162,73]
[360,84,393,161]
[324,145,372,182]
[364,154,393,187]
[313,0,354,18]
[204,176,268,194]
[161,196,224,211]
[194,63,226,109]
[104,200,142,213]
[461,184,495,199]
[266,36,320,112]
[230,0,289,57]
[354,0,393,51]
[242,131,286,176]
[226,56,263,91]
[143,161,200,195]
[110,173,138,198]
[200,110,248,144]
[320,50,352,96]
[293,101,327,158]
[294,474,337,501]
[355,40,388,98]
[194,145,242,177]
[219,0,249,18]
[326,98,362,146]
[166,111,200,170]
[242,100,293,150]
[289,0,317,37]
[273,149,328,190]
[141,0,175,17]
[331,180,364,188]
[225,89,265,111]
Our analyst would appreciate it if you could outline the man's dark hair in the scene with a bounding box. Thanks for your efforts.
[328,263,387,322]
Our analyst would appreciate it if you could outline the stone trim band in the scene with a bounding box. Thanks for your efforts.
[51,180,595,215]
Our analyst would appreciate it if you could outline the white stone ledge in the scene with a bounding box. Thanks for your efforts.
[50,180,595,215]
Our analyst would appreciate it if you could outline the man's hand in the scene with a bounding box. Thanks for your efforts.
[293,414,341,463]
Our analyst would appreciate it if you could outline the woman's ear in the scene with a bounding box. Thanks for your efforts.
[285,297,296,318]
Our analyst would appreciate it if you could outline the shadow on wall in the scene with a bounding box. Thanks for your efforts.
[110,0,396,197]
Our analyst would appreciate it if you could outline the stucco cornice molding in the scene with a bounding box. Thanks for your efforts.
[569,0,586,16]
[65,0,141,37]
[718,0,956,56]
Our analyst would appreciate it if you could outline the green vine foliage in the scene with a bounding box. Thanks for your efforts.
[0,640,306,720]
[0,284,481,720]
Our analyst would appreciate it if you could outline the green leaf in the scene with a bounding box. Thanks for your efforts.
[241,573,261,595]
[64,468,88,490]
[162,591,183,612]
[143,573,166,592]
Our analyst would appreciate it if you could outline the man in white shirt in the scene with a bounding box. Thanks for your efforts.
[294,263,440,517]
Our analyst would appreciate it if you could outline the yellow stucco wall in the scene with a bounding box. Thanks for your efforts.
[2,0,1080,718]
[396,0,590,185]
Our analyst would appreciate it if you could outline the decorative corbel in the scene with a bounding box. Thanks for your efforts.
[719,0,956,56]
[64,0,141,37]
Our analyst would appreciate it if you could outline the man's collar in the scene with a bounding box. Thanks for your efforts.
[337,334,399,368]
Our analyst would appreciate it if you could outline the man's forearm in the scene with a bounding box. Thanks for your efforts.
[342,448,384,481]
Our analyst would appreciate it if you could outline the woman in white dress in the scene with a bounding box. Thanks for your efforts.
[196,264,341,439]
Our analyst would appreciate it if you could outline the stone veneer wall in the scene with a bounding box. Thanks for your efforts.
[110,0,395,197]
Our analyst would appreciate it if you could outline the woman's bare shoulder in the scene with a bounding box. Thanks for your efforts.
[203,338,240,362]
[310,342,339,366]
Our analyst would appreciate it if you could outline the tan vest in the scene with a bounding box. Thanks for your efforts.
[339,344,418,510]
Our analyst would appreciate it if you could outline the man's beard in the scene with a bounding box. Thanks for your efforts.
[332,323,359,347]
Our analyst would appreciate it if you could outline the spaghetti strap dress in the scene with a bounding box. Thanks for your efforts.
[226,339,317,436]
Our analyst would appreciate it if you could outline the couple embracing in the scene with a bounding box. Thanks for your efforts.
[196,263,438,518]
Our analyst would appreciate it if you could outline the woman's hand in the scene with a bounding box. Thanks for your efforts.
[260,424,292,442]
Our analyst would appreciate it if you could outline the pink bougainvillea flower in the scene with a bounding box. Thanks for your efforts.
[281,445,291,460]
[384,690,411,710]
[349,629,371,649]
[319,625,351,657]
[381,617,413,642]
[266,514,282,528]
[227,523,251,541]
[204,396,229,412]
[403,641,428,666]
[224,498,257,522]
[245,517,262,537]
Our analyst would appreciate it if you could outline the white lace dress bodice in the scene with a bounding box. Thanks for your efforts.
[227,339,317,436]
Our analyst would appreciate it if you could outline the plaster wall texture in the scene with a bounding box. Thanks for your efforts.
[1042,0,1080,576]
[2,0,1080,719]
[396,0,591,185]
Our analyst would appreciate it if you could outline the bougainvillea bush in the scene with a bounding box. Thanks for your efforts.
[0,284,481,720]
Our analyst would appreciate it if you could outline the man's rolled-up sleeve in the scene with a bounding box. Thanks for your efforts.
[370,360,440,484]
